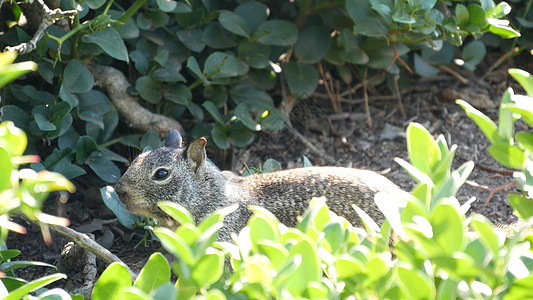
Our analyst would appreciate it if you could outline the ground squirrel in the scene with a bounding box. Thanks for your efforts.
[115,130,411,240]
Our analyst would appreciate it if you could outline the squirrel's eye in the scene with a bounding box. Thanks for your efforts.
[153,168,169,180]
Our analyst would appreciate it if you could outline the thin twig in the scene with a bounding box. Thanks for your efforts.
[4,0,77,54]
[465,180,518,211]
[437,65,469,84]
[392,74,405,118]
[363,66,372,128]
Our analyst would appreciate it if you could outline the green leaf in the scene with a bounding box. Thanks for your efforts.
[82,27,129,62]
[294,26,332,64]
[92,262,132,300]
[177,29,205,52]
[431,203,465,254]
[204,52,249,79]
[505,276,533,299]
[153,227,195,265]
[156,0,177,12]
[100,186,139,229]
[86,0,105,9]
[186,57,209,84]
[0,105,30,131]
[335,254,365,278]
[228,127,254,147]
[394,157,434,188]
[3,273,67,300]
[63,59,94,94]
[284,238,321,296]
[219,10,250,38]
[397,267,435,299]
[0,249,21,261]
[502,98,533,128]
[230,83,274,110]
[433,161,474,200]
[508,193,533,220]
[202,101,226,124]
[76,135,98,164]
[285,62,319,98]
[0,260,55,272]
[461,40,486,71]
[130,51,149,74]
[262,158,282,173]
[488,144,526,169]
[456,4,470,27]
[488,19,521,39]
[164,83,191,106]
[456,99,500,144]
[235,2,268,32]
[470,214,500,257]
[136,76,162,104]
[0,120,28,156]
[201,22,237,49]
[134,253,170,293]
[248,207,281,248]
[158,201,195,225]
[509,69,533,97]
[406,122,441,176]
[87,155,121,183]
[191,252,224,287]
[234,103,260,131]
[211,125,230,150]
[257,20,298,46]
[257,240,289,269]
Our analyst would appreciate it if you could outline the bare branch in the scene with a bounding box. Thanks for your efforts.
[3,0,77,54]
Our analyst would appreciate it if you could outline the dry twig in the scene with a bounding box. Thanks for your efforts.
[3,0,77,54]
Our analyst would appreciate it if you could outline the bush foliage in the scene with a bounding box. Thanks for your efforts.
[0,0,522,183]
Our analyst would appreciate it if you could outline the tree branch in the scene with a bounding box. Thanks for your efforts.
[88,63,185,137]
[3,0,77,54]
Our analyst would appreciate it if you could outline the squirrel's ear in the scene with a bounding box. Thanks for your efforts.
[165,130,182,147]
[185,137,207,170]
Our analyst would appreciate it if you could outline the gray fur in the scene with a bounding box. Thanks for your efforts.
[115,138,411,241]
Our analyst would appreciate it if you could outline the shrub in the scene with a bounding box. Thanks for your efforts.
[0,0,521,183]
[96,121,533,299]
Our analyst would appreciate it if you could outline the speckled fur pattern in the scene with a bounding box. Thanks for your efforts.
[115,140,410,241]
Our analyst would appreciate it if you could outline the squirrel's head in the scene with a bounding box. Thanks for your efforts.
[115,130,209,226]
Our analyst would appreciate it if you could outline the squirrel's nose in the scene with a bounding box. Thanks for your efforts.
[114,180,127,201]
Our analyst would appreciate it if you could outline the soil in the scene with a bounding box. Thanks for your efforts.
[7,53,533,293]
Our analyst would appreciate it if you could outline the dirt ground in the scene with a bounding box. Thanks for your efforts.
[7,53,532,292]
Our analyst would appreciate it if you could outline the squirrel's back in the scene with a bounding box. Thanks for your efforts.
[226,167,408,227]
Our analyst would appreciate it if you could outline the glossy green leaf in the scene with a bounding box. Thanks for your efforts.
[0,106,30,132]
[153,227,195,265]
[219,10,250,38]
[284,237,321,296]
[100,186,139,229]
[508,193,533,220]
[201,22,237,49]
[488,144,526,169]
[192,252,224,287]
[186,57,209,84]
[63,59,94,94]
[177,29,205,52]
[294,26,332,64]
[431,203,465,254]
[158,201,195,225]
[82,27,129,62]
[87,155,121,183]
[257,240,289,269]
[471,214,500,256]
[4,273,67,300]
[257,20,298,46]
[433,161,474,200]
[456,4,470,27]
[76,135,98,164]
[461,40,486,71]
[134,253,170,293]
[397,267,435,299]
[498,88,515,144]
[406,122,441,175]
[202,101,226,124]
[505,276,533,299]
[503,99,533,128]
[156,0,176,12]
[204,52,249,79]
[285,62,319,98]
[235,1,268,32]
[136,76,162,104]
[211,125,230,150]
[92,262,132,300]
[457,99,499,144]
[335,254,365,278]
[509,69,533,97]
[0,121,27,156]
